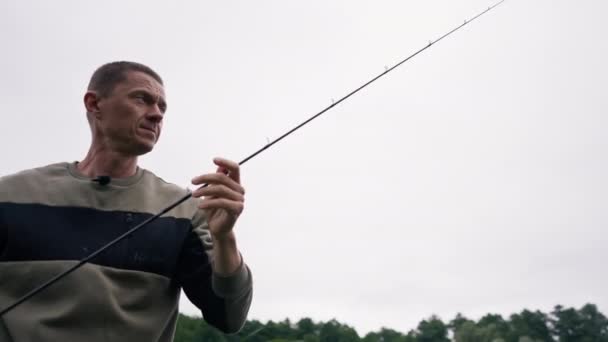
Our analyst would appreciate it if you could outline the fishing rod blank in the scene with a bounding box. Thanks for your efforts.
[0,0,506,317]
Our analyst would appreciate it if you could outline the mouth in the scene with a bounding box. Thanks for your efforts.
[139,126,157,138]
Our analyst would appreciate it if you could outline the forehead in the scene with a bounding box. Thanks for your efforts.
[118,71,165,97]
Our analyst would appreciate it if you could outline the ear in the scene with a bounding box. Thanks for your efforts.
[84,91,101,117]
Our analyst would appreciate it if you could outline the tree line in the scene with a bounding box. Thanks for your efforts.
[174,303,608,341]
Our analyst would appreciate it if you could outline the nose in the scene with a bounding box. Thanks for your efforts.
[146,110,163,123]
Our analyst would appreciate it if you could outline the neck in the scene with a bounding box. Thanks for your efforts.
[78,145,139,179]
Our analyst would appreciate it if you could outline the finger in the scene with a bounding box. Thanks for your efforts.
[216,165,228,176]
[191,173,244,194]
[213,157,241,184]
[191,173,245,194]
[198,198,244,216]
[192,184,245,202]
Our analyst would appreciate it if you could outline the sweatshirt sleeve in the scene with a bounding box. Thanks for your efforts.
[175,212,253,333]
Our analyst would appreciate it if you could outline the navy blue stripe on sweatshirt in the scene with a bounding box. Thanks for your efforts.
[0,202,196,278]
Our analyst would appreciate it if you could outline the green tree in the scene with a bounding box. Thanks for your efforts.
[297,317,320,339]
[174,314,204,342]
[194,326,227,342]
[551,304,608,342]
[578,304,608,341]
[273,319,298,339]
[450,313,474,332]
[232,319,266,342]
[415,315,449,342]
[319,319,360,342]
[507,309,552,342]
[304,334,321,342]
[362,327,414,342]
[477,313,509,341]
[173,304,608,342]
[454,321,507,342]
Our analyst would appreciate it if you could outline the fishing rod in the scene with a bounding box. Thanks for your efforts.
[0,0,505,317]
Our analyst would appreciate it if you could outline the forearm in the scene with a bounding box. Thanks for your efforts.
[211,230,242,276]
[178,225,252,334]
[209,230,253,333]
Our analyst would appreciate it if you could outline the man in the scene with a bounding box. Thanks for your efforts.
[0,61,253,341]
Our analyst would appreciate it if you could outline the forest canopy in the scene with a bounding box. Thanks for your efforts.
[174,303,608,341]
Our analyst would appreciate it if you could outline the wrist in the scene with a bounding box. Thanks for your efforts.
[211,231,241,276]
[211,230,236,244]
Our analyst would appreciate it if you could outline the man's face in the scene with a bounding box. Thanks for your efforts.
[94,71,167,156]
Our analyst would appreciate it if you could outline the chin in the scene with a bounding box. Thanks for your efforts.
[135,144,155,156]
[128,140,156,156]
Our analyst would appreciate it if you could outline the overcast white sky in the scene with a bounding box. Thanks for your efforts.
[1,0,607,336]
